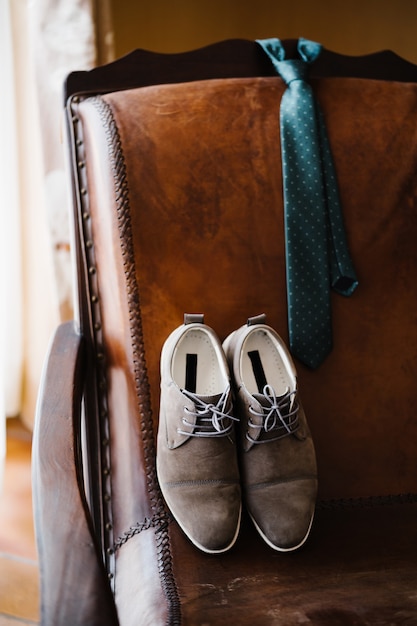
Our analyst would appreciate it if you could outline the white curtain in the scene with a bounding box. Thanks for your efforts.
[0,0,23,488]
[0,0,114,488]
[31,0,115,323]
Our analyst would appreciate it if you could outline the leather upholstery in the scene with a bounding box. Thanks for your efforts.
[68,74,417,623]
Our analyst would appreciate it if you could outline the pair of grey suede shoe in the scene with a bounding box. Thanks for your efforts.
[156,313,318,554]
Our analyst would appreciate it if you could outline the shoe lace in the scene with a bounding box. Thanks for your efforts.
[178,386,239,438]
[248,384,299,444]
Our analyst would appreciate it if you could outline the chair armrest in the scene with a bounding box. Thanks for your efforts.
[32,321,119,626]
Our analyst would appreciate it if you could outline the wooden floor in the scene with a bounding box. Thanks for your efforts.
[0,418,39,625]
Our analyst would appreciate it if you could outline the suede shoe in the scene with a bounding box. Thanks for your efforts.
[223,314,317,552]
[157,314,241,554]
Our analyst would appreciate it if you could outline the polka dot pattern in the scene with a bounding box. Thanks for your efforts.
[257,38,359,369]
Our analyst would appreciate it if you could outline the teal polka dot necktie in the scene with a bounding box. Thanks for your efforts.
[257,37,358,369]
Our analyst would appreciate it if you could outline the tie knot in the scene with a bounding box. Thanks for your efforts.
[275,59,308,86]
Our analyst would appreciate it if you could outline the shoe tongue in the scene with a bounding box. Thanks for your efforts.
[251,390,293,441]
[191,392,232,436]
[195,392,223,405]
[253,391,291,411]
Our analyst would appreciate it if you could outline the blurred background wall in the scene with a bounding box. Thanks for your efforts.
[109,0,417,63]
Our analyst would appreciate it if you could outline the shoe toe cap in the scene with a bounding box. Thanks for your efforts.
[247,477,317,551]
[163,481,241,554]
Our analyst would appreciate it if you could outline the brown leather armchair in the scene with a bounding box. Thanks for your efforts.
[33,39,417,625]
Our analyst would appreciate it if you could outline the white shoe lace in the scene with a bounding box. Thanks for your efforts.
[247,384,299,444]
[178,386,239,438]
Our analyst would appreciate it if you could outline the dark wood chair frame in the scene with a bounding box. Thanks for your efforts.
[32,39,417,626]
